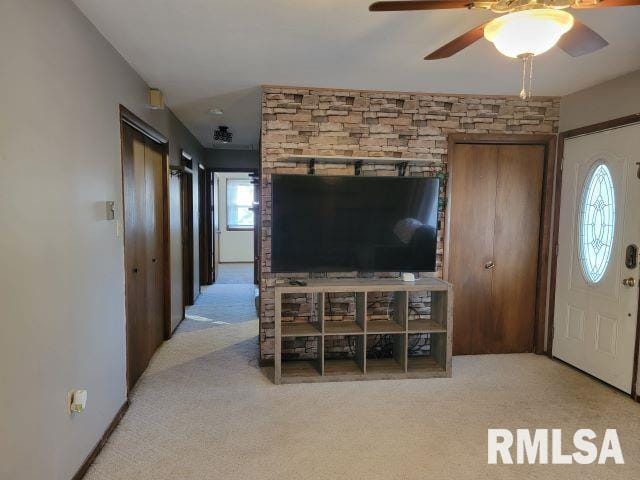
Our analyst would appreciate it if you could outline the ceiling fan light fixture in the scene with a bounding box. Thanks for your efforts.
[484,9,574,58]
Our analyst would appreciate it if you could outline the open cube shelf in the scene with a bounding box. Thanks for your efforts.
[366,291,406,333]
[274,278,452,384]
[281,292,323,337]
[324,335,365,376]
[281,335,323,379]
[407,332,447,374]
[407,290,447,333]
[366,334,405,374]
[324,292,365,335]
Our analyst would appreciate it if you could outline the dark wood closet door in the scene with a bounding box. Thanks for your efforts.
[144,138,166,354]
[449,144,497,355]
[123,125,149,388]
[449,143,545,355]
[487,144,544,353]
[122,123,166,389]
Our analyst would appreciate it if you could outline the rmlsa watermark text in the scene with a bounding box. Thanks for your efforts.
[488,428,624,465]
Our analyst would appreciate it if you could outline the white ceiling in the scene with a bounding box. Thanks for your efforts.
[73,0,640,148]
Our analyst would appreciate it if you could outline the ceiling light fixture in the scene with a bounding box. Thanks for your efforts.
[484,9,574,58]
[213,126,232,144]
[484,8,574,99]
[208,107,224,115]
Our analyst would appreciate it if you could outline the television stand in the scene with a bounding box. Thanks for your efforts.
[274,277,453,384]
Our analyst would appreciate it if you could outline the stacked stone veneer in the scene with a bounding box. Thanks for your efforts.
[260,86,560,362]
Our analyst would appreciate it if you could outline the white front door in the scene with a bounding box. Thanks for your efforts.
[553,124,640,394]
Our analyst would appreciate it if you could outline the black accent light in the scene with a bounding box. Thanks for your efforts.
[213,125,232,144]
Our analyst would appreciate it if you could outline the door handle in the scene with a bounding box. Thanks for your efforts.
[133,267,139,273]
[622,277,636,287]
[484,261,495,270]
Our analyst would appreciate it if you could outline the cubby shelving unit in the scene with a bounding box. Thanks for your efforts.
[274,278,453,384]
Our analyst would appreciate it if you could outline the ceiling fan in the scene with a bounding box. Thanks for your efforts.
[369,0,639,97]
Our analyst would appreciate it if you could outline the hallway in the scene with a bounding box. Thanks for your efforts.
[86,263,262,479]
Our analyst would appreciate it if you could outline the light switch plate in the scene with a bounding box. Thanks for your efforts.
[105,201,115,220]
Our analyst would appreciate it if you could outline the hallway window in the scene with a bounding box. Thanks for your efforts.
[227,179,254,230]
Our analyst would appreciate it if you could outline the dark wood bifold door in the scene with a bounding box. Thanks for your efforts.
[449,143,545,355]
[122,123,166,389]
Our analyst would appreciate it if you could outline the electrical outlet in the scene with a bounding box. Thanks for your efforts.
[67,390,87,414]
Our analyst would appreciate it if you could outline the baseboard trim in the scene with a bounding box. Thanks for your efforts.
[172,316,184,335]
[72,399,129,480]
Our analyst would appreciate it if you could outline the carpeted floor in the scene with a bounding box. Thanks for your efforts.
[215,262,254,284]
[85,276,640,480]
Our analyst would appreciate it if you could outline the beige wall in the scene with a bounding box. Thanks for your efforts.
[559,69,640,132]
[0,1,202,478]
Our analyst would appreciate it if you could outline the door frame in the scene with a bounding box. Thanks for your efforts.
[445,133,557,355]
[119,105,172,392]
[180,150,195,307]
[198,164,212,286]
[203,167,259,283]
[548,113,640,400]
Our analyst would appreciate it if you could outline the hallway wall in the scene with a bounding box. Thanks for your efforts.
[0,1,203,478]
[204,148,260,169]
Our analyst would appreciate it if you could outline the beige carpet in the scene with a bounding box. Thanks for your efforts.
[86,284,640,480]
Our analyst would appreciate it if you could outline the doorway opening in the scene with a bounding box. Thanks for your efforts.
[199,168,260,287]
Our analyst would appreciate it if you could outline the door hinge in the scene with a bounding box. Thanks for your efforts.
[554,243,559,257]
[559,156,564,172]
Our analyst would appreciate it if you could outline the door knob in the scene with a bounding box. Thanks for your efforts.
[622,277,636,287]
[133,267,139,273]
[484,261,495,270]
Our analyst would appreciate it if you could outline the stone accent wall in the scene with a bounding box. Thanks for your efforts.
[260,86,560,361]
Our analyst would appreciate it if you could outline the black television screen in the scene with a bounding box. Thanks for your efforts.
[271,174,439,273]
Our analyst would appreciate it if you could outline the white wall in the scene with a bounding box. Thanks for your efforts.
[559,69,640,132]
[0,1,202,478]
[216,172,254,262]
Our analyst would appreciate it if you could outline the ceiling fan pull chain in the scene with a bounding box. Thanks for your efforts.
[519,55,527,99]
[519,54,534,100]
[528,54,534,99]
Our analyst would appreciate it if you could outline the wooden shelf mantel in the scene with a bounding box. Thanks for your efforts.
[286,154,443,166]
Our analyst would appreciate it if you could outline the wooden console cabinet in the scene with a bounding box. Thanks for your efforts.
[274,278,453,384]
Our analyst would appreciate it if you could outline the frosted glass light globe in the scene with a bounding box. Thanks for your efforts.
[484,9,574,58]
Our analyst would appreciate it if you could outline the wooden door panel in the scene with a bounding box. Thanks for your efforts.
[145,138,166,353]
[449,144,497,355]
[123,125,149,389]
[488,144,545,353]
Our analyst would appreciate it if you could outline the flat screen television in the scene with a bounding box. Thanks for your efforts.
[271,174,439,273]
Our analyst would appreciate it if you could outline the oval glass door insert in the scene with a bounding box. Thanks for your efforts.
[578,162,616,284]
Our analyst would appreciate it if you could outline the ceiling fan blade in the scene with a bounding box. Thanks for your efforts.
[370,1,472,11]
[572,0,640,8]
[424,23,486,59]
[557,20,609,57]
